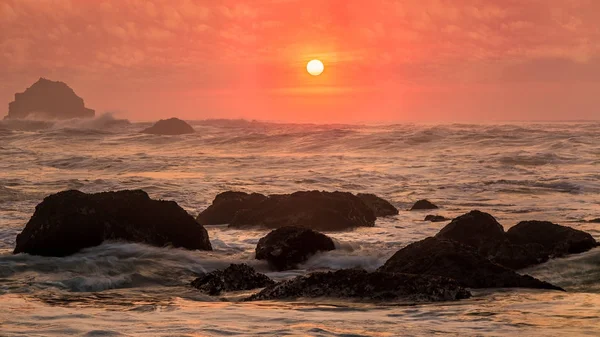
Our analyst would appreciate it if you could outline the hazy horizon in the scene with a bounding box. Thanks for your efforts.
[2,0,600,122]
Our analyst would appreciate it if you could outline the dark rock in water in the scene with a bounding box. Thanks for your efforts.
[196,191,267,225]
[588,218,600,223]
[436,210,506,250]
[506,221,599,257]
[230,191,376,231]
[191,264,274,295]
[410,199,438,210]
[141,118,194,135]
[434,210,597,270]
[378,237,563,291]
[5,78,95,120]
[13,190,212,256]
[255,226,335,271]
[425,215,448,222]
[356,193,398,217]
[247,269,471,302]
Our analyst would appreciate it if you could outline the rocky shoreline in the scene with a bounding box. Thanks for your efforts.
[11,189,599,303]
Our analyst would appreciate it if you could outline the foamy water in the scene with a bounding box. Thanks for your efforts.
[1,117,599,336]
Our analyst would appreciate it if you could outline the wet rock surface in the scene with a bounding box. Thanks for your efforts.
[141,118,195,135]
[255,226,336,271]
[410,199,438,210]
[14,190,212,256]
[191,264,274,295]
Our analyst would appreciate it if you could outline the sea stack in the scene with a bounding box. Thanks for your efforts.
[141,118,195,135]
[5,78,95,120]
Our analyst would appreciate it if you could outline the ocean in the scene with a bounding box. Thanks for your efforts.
[0,116,599,336]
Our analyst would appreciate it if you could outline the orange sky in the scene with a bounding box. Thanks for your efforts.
[1,0,599,122]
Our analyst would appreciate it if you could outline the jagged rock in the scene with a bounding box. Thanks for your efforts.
[246,269,471,302]
[230,191,376,231]
[13,190,212,256]
[424,215,448,222]
[196,191,267,225]
[356,193,398,217]
[255,226,335,271]
[378,237,563,291]
[141,118,194,135]
[5,78,94,120]
[410,199,438,210]
[506,221,599,257]
[191,264,274,295]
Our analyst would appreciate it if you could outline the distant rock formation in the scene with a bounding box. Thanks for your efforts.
[356,193,399,217]
[255,226,336,271]
[229,191,376,231]
[378,237,563,291]
[191,264,274,295]
[5,78,95,120]
[13,190,212,256]
[246,269,471,302]
[410,199,439,210]
[141,118,195,135]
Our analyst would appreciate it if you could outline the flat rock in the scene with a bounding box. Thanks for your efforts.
[378,237,563,291]
[255,226,336,271]
[141,118,194,135]
[506,221,598,257]
[356,193,399,217]
[196,191,267,225]
[424,215,448,222]
[247,269,471,302]
[14,190,212,256]
[410,199,438,210]
[191,264,274,295]
[5,78,94,120]
[230,191,376,231]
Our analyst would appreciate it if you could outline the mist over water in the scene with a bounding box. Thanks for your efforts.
[1,118,599,336]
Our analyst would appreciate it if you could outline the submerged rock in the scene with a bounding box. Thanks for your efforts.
[5,78,95,120]
[506,221,598,257]
[588,218,600,223]
[356,193,399,217]
[196,191,267,225]
[424,215,448,222]
[247,269,471,302]
[191,264,274,295]
[255,226,335,271]
[230,191,376,231]
[141,118,194,135]
[13,190,212,256]
[378,237,563,291]
[410,199,438,210]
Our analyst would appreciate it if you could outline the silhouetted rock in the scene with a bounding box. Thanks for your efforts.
[5,78,94,120]
[191,264,274,295]
[436,210,506,250]
[410,199,438,210]
[255,226,335,271]
[506,221,598,257]
[434,210,597,269]
[196,191,267,225]
[378,237,563,291]
[13,190,212,256]
[425,215,448,222]
[141,118,194,135]
[247,269,471,302]
[356,193,398,217]
[230,191,376,231]
[589,218,600,223]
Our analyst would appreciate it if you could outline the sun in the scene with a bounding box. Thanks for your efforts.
[306,59,324,76]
